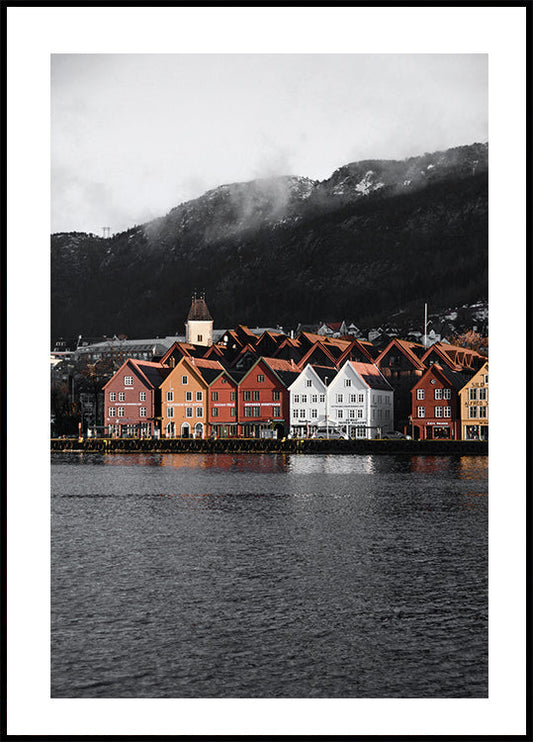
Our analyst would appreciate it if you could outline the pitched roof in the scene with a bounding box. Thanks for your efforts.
[187,295,212,321]
[129,359,172,388]
[348,361,393,391]
[375,338,426,369]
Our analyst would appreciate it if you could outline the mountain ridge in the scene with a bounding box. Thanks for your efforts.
[51,142,488,340]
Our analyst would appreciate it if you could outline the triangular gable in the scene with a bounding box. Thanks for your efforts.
[298,341,337,370]
[159,341,195,366]
[229,342,259,369]
[421,343,462,372]
[337,339,375,366]
[347,361,393,392]
[375,338,426,370]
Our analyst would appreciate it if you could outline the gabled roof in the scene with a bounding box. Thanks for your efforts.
[173,356,226,387]
[129,359,172,389]
[415,363,473,391]
[347,361,393,391]
[297,341,338,370]
[229,342,258,368]
[375,338,426,370]
[337,338,375,366]
[159,341,196,365]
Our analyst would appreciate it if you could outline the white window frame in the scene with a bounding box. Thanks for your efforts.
[140,407,147,417]
[417,389,425,400]
[417,406,425,418]
[124,376,133,386]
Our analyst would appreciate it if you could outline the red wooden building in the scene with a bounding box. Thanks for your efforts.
[103,359,170,437]
[236,357,299,438]
[410,364,473,440]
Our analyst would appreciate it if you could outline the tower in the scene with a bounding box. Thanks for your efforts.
[185,291,213,347]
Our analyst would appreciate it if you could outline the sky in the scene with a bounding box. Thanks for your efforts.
[51,53,487,235]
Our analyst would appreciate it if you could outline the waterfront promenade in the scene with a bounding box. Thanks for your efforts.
[51,437,488,455]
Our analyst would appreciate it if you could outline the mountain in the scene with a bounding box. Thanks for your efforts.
[51,143,488,340]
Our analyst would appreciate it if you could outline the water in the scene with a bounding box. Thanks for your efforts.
[51,452,488,698]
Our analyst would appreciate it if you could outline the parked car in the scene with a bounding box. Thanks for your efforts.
[311,427,348,440]
[380,431,412,440]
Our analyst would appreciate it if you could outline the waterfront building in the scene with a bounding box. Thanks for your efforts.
[159,356,224,438]
[459,361,489,440]
[103,359,170,438]
[236,357,299,438]
[288,365,336,438]
[327,361,394,439]
[410,364,473,440]
[375,338,426,433]
[207,369,240,439]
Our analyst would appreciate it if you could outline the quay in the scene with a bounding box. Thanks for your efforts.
[51,437,488,455]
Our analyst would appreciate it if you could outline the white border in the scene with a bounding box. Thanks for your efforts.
[7,5,527,737]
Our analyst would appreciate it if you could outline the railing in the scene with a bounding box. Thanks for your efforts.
[50,437,488,455]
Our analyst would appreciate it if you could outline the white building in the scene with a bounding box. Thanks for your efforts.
[327,361,394,439]
[288,364,334,437]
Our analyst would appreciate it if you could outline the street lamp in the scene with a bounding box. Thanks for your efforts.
[325,376,329,439]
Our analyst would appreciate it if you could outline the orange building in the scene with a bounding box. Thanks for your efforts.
[159,356,224,438]
[459,361,489,440]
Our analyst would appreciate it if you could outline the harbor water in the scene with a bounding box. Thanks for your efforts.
[51,452,488,698]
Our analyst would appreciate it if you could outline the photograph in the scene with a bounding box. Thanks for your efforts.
[6,3,528,738]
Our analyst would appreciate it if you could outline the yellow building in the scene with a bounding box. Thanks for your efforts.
[160,356,221,438]
[459,361,488,440]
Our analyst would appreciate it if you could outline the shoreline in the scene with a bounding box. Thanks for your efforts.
[51,437,488,456]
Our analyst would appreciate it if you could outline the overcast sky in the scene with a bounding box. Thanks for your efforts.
[51,54,487,235]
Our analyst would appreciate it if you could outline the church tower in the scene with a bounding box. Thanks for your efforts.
[185,292,213,347]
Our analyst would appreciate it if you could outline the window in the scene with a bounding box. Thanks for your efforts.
[320,394,326,403]
[434,388,443,400]
[417,389,425,400]
[301,394,307,403]
[337,409,344,419]
[167,407,174,418]
[117,407,125,417]
[479,388,487,400]
[181,375,188,385]
[212,407,219,417]
[196,407,203,417]
[139,392,146,401]
[479,406,487,417]
[230,407,236,417]
[185,391,192,402]
[140,407,146,417]
[443,388,451,399]
[118,392,125,402]
[109,392,116,401]
[469,388,477,401]
[124,376,133,386]
[196,391,203,402]
[245,407,252,417]
[311,409,318,418]
[244,391,251,401]
[357,409,363,419]
[252,391,260,401]
[166,390,174,402]
[109,407,115,417]
[344,379,352,387]
[294,394,300,403]
[306,380,312,387]
[272,406,281,417]
[435,406,443,418]
[417,406,425,418]
[484,374,489,384]
[444,407,451,418]
[212,391,219,401]
[273,390,281,401]
[293,409,299,419]
[197,335,203,342]
[358,394,364,403]
[253,406,261,417]
[349,409,355,418]
[299,409,306,418]
[186,407,193,418]
[311,394,318,403]
[469,407,478,418]
[257,374,265,383]
[336,394,343,403]
[230,391,236,401]
[350,394,357,403]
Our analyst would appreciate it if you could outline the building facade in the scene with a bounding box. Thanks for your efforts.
[459,361,489,440]
[410,364,471,440]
